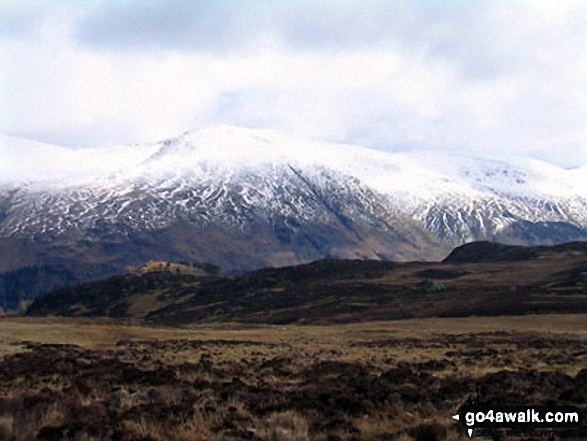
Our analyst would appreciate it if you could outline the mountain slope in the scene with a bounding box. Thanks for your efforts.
[3,126,586,244]
[1,126,586,309]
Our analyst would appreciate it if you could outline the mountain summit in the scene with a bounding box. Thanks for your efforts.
[1,126,586,309]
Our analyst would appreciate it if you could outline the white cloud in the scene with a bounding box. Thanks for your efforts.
[0,0,585,167]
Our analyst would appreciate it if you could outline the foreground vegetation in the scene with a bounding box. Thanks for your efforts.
[0,315,585,440]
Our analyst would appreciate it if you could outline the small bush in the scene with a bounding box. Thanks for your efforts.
[263,411,309,441]
[0,416,13,441]
[416,279,446,293]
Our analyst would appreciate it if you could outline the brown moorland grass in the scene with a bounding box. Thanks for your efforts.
[0,315,585,440]
[2,313,586,353]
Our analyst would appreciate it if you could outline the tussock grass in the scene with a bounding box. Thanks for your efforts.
[0,315,585,440]
[262,411,309,441]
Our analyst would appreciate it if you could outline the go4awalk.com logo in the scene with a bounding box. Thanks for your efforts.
[451,404,583,438]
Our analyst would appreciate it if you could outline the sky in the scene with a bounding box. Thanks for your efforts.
[1,0,586,168]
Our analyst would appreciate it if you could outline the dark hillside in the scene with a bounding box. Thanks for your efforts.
[443,240,587,263]
[27,241,587,324]
[442,241,537,263]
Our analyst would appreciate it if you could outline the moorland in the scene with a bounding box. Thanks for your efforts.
[1,241,586,440]
[0,315,586,441]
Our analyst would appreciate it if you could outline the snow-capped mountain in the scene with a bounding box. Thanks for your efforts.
[2,125,586,242]
[0,126,587,306]
[1,125,586,308]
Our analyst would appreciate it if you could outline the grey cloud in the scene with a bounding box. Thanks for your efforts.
[4,0,585,82]
[73,0,572,80]
[0,5,44,38]
[75,1,265,53]
[3,0,584,167]
[75,1,420,53]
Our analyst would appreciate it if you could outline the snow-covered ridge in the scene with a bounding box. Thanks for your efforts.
[3,125,585,199]
[1,125,586,242]
[0,133,160,185]
[140,126,587,199]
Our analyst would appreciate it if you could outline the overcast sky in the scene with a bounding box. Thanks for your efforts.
[1,0,586,167]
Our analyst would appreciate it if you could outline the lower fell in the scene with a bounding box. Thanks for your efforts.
[26,241,587,324]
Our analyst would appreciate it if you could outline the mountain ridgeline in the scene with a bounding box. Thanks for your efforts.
[2,126,587,309]
[26,241,587,323]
